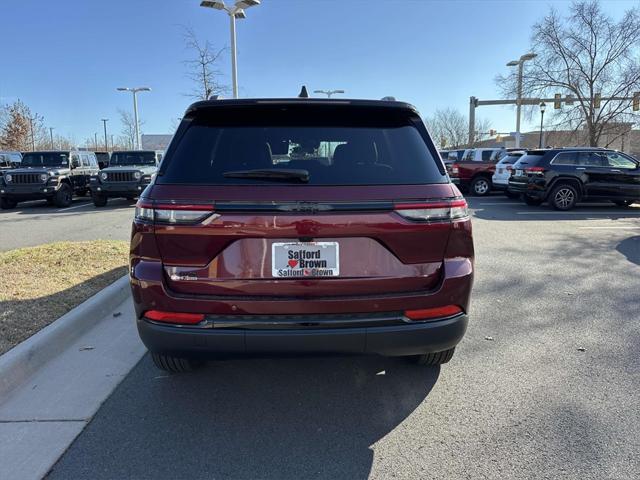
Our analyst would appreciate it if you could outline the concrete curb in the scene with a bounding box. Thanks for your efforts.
[0,275,130,400]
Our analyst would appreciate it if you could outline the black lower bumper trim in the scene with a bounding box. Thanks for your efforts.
[137,314,468,358]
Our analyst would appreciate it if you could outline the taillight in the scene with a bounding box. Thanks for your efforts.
[450,163,460,175]
[506,165,513,171]
[135,200,215,224]
[404,305,463,321]
[144,310,205,325]
[525,166,545,174]
[394,198,468,222]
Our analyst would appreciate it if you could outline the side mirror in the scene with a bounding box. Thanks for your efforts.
[71,160,79,169]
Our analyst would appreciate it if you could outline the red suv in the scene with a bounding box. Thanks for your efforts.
[130,99,474,372]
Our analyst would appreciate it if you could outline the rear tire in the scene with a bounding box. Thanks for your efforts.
[151,352,201,373]
[0,197,17,210]
[614,200,635,207]
[470,177,491,196]
[523,195,543,206]
[411,348,455,366]
[54,184,73,208]
[550,184,578,211]
[93,194,108,207]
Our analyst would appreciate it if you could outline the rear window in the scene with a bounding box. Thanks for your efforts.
[500,154,523,165]
[158,106,446,186]
[515,152,546,166]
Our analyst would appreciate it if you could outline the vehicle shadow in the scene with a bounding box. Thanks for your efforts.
[616,236,640,266]
[47,354,439,480]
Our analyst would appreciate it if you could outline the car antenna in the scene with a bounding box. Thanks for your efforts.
[298,85,309,98]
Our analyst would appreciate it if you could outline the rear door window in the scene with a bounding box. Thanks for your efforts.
[159,107,446,186]
[580,152,605,167]
[552,152,578,165]
[481,150,493,161]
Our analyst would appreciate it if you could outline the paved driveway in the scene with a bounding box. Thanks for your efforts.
[0,198,134,251]
[42,197,640,479]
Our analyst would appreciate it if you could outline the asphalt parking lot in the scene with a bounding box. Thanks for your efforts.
[41,195,640,480]
[0,198,134,251]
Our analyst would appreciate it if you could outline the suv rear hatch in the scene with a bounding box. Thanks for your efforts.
[145,101,465,298]
[511,150,547,182]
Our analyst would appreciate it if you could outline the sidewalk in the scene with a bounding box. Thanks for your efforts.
[0,295,145,479]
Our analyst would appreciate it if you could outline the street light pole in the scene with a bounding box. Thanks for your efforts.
[313,89,345,98]
[229,13,238,99]
[507,52,537,148]
[49,127,55,149]
[101,119,109,152]
[117,87,151,150]
[539,102,546,148]
[200,1,261,99]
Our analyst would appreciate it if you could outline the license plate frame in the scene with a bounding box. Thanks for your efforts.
[272,242,340,278]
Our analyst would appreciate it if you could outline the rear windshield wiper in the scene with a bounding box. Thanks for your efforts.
[222,168,310,183]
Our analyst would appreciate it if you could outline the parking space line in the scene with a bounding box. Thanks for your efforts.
[56,203,93,212]
[516,211,640,215]
[578,226,640,230]
[470,202,522,206]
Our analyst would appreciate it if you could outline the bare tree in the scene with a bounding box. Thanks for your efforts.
[496,0,640,146]
[118,109,142,149]
[0,100,34,150]
[182,27,228,100]
[425,108,492,148]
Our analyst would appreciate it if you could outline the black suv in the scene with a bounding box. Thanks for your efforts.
[90,150,157,207]
[0,151,98,209]
[508,148,640,210]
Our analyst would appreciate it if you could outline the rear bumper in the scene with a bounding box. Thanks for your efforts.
[492,177,509,189]
[136,313,468,358]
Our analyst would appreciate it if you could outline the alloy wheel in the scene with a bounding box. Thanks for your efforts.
[474,179,489,195]
[554,188,575,209]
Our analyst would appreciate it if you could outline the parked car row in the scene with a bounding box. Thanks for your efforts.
[439,147,507,196]
[439,146,640,209]
[0,150,160,209]
[507,147,640,210]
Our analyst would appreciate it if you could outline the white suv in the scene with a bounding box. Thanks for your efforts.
[492,151,525,198]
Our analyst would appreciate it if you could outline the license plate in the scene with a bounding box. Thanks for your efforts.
[272,242,339,278]
[516,169,523,176]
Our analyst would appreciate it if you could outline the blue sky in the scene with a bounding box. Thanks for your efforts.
[0,0,637,143]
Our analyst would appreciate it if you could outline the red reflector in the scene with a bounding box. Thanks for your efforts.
[144,310,205,324]
[525,166,545,173]
[404,305,462,321]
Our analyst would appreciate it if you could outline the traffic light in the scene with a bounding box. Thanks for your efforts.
[565,94,574,106]
[633,93,639,111]
[594,93,601,109]
[489,129,497,136]
[554,93,562,109]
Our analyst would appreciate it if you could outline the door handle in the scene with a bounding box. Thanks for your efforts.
[610,169,622,173]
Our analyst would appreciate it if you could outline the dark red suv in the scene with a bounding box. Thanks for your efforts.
[130,99,474,372]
